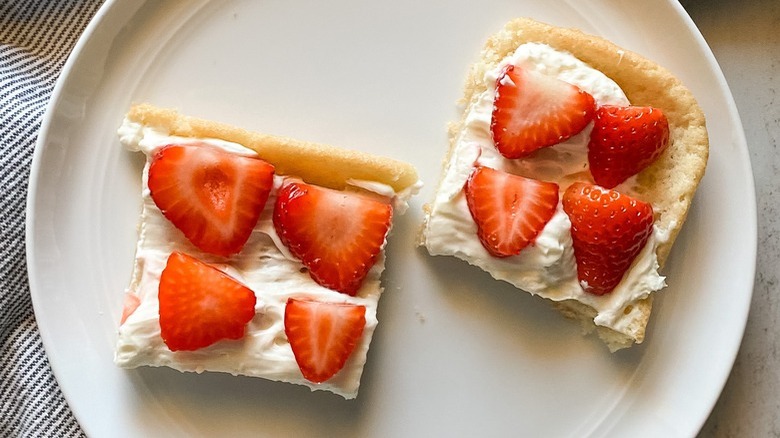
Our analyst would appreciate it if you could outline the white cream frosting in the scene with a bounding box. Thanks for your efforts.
[423,42,669,335]
[115,120,417,399]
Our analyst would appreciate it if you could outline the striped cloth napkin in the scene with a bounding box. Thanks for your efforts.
[1,1,103,436]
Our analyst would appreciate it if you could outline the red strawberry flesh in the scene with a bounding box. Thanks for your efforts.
[465,166,559,257]
[148,144,275,257]
[158,252,257,351]
[588,105,670,188]
[284,298,366,383]
[491,65,596,158]
[120,292,141,326]
[273,181,392,295]
[562,182,654,295]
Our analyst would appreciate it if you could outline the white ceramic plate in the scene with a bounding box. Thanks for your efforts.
[27,1,755,436]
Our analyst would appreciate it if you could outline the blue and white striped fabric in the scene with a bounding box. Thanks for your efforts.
[1,1,103,436]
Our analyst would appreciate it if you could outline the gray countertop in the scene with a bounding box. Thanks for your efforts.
[682,0,780,436]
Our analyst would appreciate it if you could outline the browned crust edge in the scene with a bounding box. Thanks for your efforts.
[126,103,420,193]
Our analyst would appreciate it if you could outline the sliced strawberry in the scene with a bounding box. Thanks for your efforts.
[148,144,275,257]
[158,252,257,351]
[491,65,596,158]
[284,298,366,383]
[119,292,140,325]
[588,105,670,188]
[562,183,654,296]
[465,166,559,257]
[273,181,392,295]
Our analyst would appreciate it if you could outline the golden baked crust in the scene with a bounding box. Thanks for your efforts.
[126,103,420,193]
[427,18,708,351]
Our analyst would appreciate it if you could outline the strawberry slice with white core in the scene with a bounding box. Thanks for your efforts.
[491,65,596,158]
[465,166,560,257]
[273,181,393,296]
[158,252,257,352]
[284,298,366,383]
[148,144,275,257]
